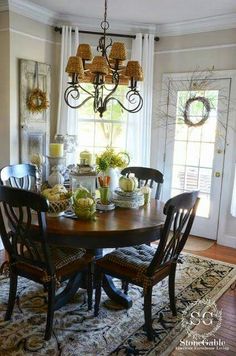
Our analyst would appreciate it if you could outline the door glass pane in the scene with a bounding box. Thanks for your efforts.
[172,165,185,190]
[186,142,200,166]
[175,120,188,140]
[173,142,186,165]
[188,126,201,141]
[200,143,214,168]
[171,90,219,218]
[198,193,210,218]
[185,166,199,190]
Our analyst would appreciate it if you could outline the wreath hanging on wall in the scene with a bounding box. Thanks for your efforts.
[27,88,49,113]
[183,96,211,127]
[27,62,49,114]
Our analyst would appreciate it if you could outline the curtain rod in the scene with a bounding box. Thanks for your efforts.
[54,26,159,42]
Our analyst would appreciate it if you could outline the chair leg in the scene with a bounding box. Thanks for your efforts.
[122,280,129,295]
[144,286,153,341]
[87,264,93,311]
[169,264,177,316]
[5,272,18,321]
[94,271,102,317]
[45,279,56,341]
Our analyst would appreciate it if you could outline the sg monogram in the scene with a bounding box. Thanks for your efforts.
[181,299,222,340]
[189,311,213,326]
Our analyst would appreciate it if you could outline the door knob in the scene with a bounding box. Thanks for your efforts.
[215,172,221,177]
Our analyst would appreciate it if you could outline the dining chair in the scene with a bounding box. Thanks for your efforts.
[0,163,37,191]
[0,185,94,340]
[94,191,199,340]
[121,166,164,200]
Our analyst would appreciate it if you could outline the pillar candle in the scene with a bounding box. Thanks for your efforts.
[49,143,64,157]
[80,150,92,165]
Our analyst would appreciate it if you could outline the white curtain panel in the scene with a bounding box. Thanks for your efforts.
[126,33,154,167]
[57,26,79,136]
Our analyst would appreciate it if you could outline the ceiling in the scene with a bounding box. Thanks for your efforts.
[26,0,236,25]
[4,0,236,36]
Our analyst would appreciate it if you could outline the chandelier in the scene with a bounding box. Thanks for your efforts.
[64,0,143,118]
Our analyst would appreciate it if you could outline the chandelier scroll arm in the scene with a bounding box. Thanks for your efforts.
[105,91,144,114]
[64,85,95,109]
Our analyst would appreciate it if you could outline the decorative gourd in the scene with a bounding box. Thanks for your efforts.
[41,184,71,216]
[119,175,138,192]
[73,197,94,208]
[73,187,96,220]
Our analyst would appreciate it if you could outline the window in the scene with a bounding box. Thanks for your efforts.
[76,84,129,160]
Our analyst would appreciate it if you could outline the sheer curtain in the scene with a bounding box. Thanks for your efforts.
[126,33,154,167]
[57,26,79,136]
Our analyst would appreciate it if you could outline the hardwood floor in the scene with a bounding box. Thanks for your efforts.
[0,243,235,355]
[172,243,236,356]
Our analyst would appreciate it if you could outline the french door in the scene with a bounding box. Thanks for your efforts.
[162,76,231,239]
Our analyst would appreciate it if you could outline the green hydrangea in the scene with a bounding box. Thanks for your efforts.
[96,147,130,173]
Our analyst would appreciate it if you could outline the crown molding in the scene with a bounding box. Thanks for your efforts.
[0,0,8,12]
[157,13,236,37]
[8,0,57,25]
[56,14,156,35]
[3,0,236,37]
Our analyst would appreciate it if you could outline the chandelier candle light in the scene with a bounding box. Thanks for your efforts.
[64,0,143,117]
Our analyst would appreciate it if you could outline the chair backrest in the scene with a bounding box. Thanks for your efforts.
[146,191,199,276]
[0,163,37,191]
[121,166,164,199]
[0,185,53,274]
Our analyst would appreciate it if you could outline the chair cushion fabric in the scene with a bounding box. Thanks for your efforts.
[96,244,170,289]
[15,246,94,284]
[51,247,88,269]
[101,244,156,270]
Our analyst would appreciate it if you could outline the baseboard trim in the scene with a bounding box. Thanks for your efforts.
[217,234,236,248]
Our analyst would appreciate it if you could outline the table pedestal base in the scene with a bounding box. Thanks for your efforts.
[103,274,132,309]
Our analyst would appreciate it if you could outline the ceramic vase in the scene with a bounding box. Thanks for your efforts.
[105,168,120,194]
[48,166,64,187]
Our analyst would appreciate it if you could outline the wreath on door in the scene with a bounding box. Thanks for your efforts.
[27,62,49,114]
[183,96,211,127]
[27,88,49,113]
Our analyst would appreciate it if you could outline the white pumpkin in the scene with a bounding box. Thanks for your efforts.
[119,175,138,192]
[74,197,94,208]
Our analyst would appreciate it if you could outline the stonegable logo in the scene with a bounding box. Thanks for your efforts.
[178,338,227,351]
[179,298,229,351]
[181,298,222,340]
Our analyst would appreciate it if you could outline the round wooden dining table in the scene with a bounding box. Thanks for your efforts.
[46,200,165,248]
[42,200,165,309]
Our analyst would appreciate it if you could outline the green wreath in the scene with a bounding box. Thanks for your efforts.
[183,96,211,127]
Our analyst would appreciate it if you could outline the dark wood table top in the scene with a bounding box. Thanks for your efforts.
[42,200,165,249]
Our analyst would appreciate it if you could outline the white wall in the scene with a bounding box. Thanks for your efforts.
[9,11,60,164]
[0,12,59,250]
[151,28,236,247]
[0,12,10,167]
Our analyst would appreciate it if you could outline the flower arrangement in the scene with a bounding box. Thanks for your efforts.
[96,147,130,173]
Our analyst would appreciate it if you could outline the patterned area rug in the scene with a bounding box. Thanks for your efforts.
[0,253,235,356]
